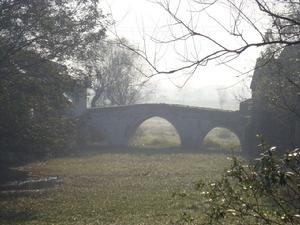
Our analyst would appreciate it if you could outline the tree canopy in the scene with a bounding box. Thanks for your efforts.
[251,44,300,117]
[0,0,109,162]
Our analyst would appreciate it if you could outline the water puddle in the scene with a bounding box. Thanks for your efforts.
[0,176,63,194]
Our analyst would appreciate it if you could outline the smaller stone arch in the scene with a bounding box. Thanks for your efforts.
[201,126,242,151]
[126,115,182,147]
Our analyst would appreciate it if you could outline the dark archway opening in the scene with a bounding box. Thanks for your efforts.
[202,127,241,151]
[129,117,181,148]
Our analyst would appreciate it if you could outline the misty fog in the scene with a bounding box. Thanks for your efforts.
[1,1,299,225]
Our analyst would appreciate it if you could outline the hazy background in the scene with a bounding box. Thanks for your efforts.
[102,0,264,110]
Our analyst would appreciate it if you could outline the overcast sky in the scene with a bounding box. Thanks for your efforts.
[103,0,266,110]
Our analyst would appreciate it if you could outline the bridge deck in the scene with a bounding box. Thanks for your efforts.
[88,103,237,113]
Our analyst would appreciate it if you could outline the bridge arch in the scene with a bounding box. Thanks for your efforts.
[125,115,183,146]
[201,127,242,150]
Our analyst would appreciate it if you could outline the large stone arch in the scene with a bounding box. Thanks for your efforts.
[125,115,183,146]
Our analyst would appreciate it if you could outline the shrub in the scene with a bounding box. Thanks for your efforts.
[207,145,299,224]
[177,143,300,225]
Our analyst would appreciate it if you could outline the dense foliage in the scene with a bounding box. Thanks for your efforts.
[246,44,300,152]
[0,51,79,161]
[0,0,108,162]
[0,0,107,62]
[252,45,300,117]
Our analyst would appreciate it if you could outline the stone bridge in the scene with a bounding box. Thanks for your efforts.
[84,104,247,149]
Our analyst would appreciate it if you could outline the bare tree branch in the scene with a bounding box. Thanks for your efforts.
[114,0,300,80]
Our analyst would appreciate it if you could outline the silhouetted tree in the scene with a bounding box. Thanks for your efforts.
[0,0,109,162]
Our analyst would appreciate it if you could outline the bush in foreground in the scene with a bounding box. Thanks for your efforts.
[177,143,300,225]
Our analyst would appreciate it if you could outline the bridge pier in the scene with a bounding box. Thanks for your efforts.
[173,119,213,149]
[180,137,201,148]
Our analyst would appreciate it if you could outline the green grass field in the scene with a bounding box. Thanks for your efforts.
[0,152,232,225]
[0,118,242,225]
